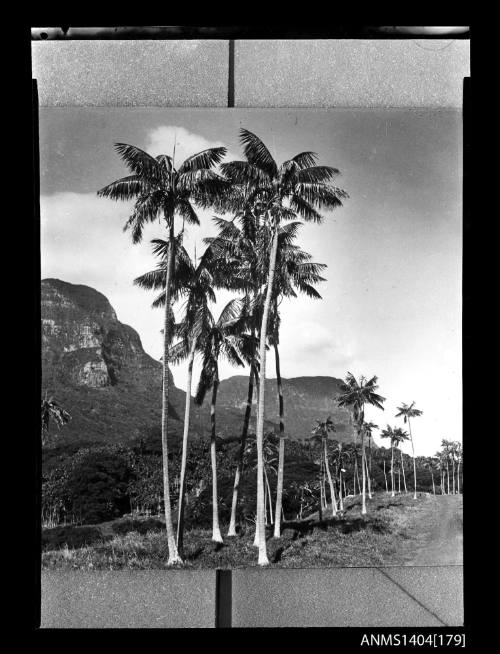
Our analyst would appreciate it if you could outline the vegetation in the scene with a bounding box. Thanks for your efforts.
[41,492,452,569]
[41,127,462,567]
[41,394,71,446]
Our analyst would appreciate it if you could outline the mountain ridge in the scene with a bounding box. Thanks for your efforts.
[41,278,355,447]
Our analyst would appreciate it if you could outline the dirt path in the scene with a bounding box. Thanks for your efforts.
[409,495,463,566]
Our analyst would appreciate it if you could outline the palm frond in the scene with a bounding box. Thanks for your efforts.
[97,175,147,201]
[239,129,278,179]
[177,147,227,174]
[292,152,318,169]
[297,166,339,184]
[114,143,161,178]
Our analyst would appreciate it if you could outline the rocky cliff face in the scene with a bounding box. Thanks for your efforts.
[41,278,184,446]
[42,279,165,390]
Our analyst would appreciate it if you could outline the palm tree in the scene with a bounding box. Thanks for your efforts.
[338,373,385,514]
[270,237,327,537]
[221,129,347,564]
[380,425,397,497]
[441,439,453,495]
[135,239,217,555]
[41,394,71,445]
[363,421,378,499]
[424,457,437,495]
[332,441,349,510]
[98,142,228,564]
[206,216,326,538]
[392,427,410,493]
[435,453,445,494]
[311,417,338,518]
[455,442,463,494]
[194,299,246,543]
[395,402,423,500]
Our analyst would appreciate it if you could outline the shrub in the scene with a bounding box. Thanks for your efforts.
[42,525,107,551]
[112,518,164,536]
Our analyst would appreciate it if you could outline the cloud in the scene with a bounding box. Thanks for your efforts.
[277,320,357,379]
[145,125,238,166]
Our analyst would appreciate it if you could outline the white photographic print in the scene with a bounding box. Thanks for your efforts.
[40,107,462,570]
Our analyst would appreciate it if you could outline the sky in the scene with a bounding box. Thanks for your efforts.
[39,107,462,456]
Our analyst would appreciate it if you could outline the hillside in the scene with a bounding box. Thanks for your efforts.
[41,279,355,448]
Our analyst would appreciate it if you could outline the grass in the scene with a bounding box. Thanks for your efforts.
[41,492,437,570]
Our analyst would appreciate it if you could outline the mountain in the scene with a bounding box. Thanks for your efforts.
[41,279,355,448]
[41,278,186,446]
[213,375,355,441]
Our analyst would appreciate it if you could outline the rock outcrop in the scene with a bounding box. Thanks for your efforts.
[41,278,184,446]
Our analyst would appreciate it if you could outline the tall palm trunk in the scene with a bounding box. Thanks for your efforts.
[339,469,344,510]
[368,438,373,495]
[263,472,268,524]
[161,222,181,564]
[253,374,261,546]
[390,446,395,497]
[323,438,338,516]
[452,458,456,494]
[400,451,408,493]
[446,460,450,495]
[210,374,223,543]
[383,459,388,493]
[360,426,367,514]
[365,454,372,499]
[398,467,401,493]
[228,364,255,536]
[273,342,285,537]
[254,220,279,565]
[318,455,324,518]
[176,339,197,555]
[355,456,361,495]
[457,459,461,494]
[431,469,436,495]
[408,419,418,499]
[264,466,273,524]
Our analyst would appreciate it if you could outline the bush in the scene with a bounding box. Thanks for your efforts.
[42,525,107,551]
[112,518,164,536]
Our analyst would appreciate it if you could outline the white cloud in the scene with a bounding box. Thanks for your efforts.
[145,125,238,167]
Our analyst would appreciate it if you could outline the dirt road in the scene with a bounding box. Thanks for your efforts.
[410,495,463,566]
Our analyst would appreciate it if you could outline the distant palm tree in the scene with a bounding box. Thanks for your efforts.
[338,374,385,514]
[454,442,463,494]
[194,299,246,543]
[221,129,347,564]
[41,394,71,445]
[380,425,397,497]
[392,427,410,493]
[423,457,437,495]
[332,441,350,510]
[363,421,378,499]
[396,402,423,500]
[441,439,453,495]
[435,451,447,494]
[98,142,228,564]
[311,417,338,517]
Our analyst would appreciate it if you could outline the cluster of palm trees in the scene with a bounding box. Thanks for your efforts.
[435,440,463,495]
[97,128,347,565]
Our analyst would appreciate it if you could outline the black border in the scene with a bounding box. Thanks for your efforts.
[26,25,472,641]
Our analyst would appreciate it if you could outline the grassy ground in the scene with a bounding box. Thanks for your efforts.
[41,492,442,570]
